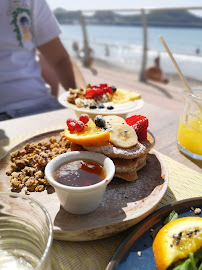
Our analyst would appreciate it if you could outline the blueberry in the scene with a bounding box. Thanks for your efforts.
[89,105,97,109]
[94,115,106,128]
[111,86,117,92]
[98,104,105,109]
[107,105,114,110]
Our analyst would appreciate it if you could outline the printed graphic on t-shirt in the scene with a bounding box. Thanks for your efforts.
[8,0,29,14]
[11,8,32,47]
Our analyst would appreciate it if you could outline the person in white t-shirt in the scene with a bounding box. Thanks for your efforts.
[0,0,85,120]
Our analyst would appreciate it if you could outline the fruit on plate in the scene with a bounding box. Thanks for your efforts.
[67,84,141,110]
[112,89,141,104]
[64,118,110,145]
[85,84,113,99]
[66,114,90,132]
[128,91,141,101]
[125,115,148,140]
[79,113,90,124]
[104,115,126,124]
[64,114,149,150]
[64,113,153,182]
[104,115,138,148]
[153,216,202,270]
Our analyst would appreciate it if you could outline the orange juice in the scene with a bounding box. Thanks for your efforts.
[177,114,202,156]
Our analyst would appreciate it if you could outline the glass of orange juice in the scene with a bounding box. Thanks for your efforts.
[177,88,202,160]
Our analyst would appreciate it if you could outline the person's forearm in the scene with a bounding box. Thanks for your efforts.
[46,54,86,90]
[69,56,86,89]
[53,55,76,90]
[37,37,86,91]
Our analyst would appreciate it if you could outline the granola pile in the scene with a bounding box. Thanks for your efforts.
[6,132,71,194]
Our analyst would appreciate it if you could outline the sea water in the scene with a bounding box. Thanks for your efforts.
[60,24,202,81]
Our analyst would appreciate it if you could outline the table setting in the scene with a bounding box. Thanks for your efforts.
[0,78,201,269]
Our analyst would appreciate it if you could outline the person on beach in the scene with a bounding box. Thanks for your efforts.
[195,47,200,55]
[79,46,97,75]
[145,56,169,84]
[79,47,94,68]
[0,0,85,121]
[72,41,80,58]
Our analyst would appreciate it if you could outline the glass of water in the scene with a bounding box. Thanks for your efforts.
[0,192,53,270]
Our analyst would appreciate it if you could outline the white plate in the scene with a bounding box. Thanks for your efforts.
[58,91,144,119]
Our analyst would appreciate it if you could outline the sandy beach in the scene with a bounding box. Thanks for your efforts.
[65,58,202,115]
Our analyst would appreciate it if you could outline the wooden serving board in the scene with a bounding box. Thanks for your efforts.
[0,130,169,241]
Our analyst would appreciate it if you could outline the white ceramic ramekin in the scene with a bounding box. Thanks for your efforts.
[45,151,115,214]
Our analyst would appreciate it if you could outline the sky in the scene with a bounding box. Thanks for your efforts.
[46,0,202,16]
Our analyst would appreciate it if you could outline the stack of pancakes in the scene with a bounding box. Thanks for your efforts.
[71,133,154,181]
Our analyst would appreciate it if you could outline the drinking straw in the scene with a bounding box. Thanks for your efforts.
[159,36,193,95]
[160,36,202,112]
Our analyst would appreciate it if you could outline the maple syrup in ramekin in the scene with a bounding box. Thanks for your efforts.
[54,159,106,187]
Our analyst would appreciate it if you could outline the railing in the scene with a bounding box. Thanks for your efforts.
[57,6,202,82]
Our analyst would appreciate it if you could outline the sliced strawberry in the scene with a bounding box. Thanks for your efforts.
[107,87,113,94]
[125,115,148,141]
[99,84,107,88]
[86,87,103,99]
[85,89,95,99]
[96,88,103,96]
[102,87,108,94]
[91,86,99,92]
[85,84,114,99]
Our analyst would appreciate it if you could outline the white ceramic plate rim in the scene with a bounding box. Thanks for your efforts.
[58,91,144,115]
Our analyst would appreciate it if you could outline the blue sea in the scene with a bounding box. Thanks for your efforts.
[60,24,202,81]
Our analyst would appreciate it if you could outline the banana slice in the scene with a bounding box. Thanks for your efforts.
[104,115,125,125]
[104,116,138,148]
[109,123,138,148]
